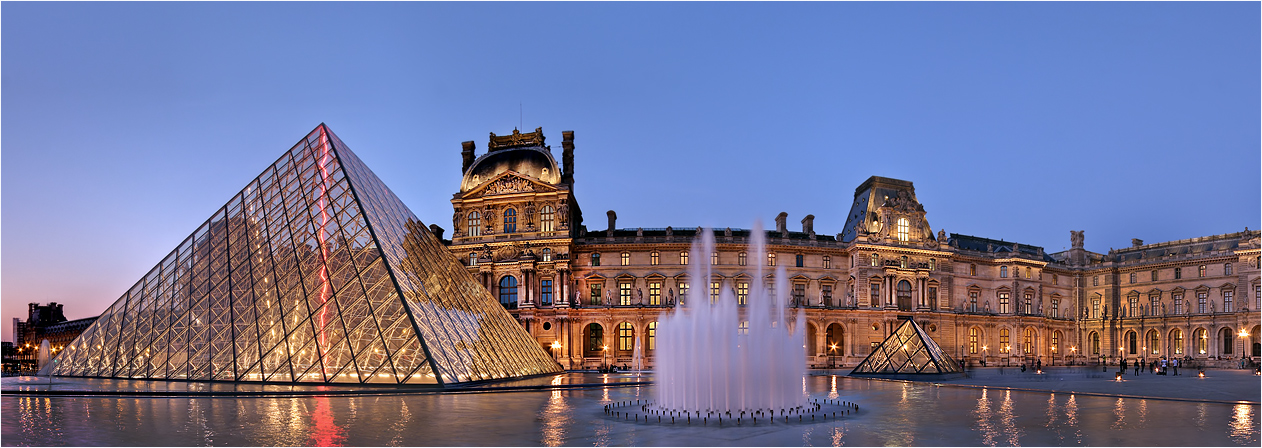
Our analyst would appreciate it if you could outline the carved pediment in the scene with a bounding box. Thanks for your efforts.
[465,171,558,198]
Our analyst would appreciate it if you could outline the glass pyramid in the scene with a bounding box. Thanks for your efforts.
[849,319,963,375]
[50,124,561,385]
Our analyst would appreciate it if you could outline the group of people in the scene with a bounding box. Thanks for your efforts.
[1120,357,1181,376]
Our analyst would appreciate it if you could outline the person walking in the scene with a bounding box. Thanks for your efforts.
[1172,358,1179,376]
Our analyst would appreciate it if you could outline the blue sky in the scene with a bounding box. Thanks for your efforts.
[3,2,1259,329]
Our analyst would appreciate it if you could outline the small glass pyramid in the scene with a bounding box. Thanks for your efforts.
[50,124,561,385]
[849,319,963,375]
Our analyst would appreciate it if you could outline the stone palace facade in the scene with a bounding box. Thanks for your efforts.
[442,128,1261,370]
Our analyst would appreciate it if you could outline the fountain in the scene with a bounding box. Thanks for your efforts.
[652,222,807,415]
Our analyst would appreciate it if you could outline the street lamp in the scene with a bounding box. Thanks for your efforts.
[602,345,609,371]
[1239,330,1250,365]
[1070,346,1077,366]
[982,346,989,367]
[1004,345,1011,366]
[1051,346,1056,366]
[829,343,838,370]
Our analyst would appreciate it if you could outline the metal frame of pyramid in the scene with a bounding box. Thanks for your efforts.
[848,318,963,377]
[50,124,561,386]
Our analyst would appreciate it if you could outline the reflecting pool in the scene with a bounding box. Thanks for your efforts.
[3,374,1257,446]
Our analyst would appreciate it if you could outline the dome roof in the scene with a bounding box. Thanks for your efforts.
[460,146,561,193]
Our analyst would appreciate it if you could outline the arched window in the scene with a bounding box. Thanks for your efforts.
[1126,331,1137,355]
[1024,328,1035,354]
[1194,328,1208,354]
[467,211,481,236]
[826,323,844,355]
[647,322,657,350]
[896,280,912,311]
[1051,330,1061,354]
[585,323,604,355]
[1147,330,1159,355]
[999,328,1010,352]
[469,252,478,266]
[539,205,555,232]
[1171,329,1183,355]
[618,322,634,351]
[542,248,551,262]
[969,327,980,354]
[1221,328,1234,355]
[503,208,517,233]
[498,276,518,309]
[896,218,909,242]
[1090,332,1100,355]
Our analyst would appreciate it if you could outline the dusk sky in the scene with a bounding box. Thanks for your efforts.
[3,2,1259,333]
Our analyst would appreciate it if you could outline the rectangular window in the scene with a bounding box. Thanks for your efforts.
[870,283,881,307]
[969,328,978,354]
[1092,299,1100,318]
[650,252,660,266]
[1197,291,1207,313]
[678,281,689,299]
[969,291,979,312]
[710,282,721,304]
[1023,293,1033,314]
[1130,272,1136,284]
[649,281,662,305]
[823,256,831,269]
[822,284,833,307]
[738,252,747,266]
[999,329,1010,350]
[591,253,600,267]
[1051,298,1059,317]
[795,254,804,268]
[1225,263,1233,276]
[792,283,806,305]
[1151,270,1158,282]
[1093,275,1099,286]
[619,324,633,351]
[1150,295,1159,316]
[711,252,719,265]
[928,286,937,309]
[768,253,776,267]
[998,292,1010,314]
[540,279,553,306]
[1173,293,1184,314]
[619,282,633,306]
[1025,267,1031,279]
[1053,274,1058,285]
[621,252,630,266]
[1000,266,1008,278]
[1198,265,1206,277]
[1223,290,1233,313]
[737,282,749,305]
[648,322,656,350]
[680,251,689,265]
[1128,296,1138,318]
[1174,268,1182,279]
[589,283,602,304]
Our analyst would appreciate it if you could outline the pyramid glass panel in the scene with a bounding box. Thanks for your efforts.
[50,124,560,385]
[850,319,963,375]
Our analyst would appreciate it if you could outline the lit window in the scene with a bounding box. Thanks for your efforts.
[968,327,979,354]
[467,211,481,237]
[591,253,601,267]
[1053,273,1058,285]
[1194,328,1207,354]
[1148,330,1159,355]
[711,252,719,265]
[680,251,689,265]
[796,254,804,268]
[737,282,749,305]
[1090,332,1100,355]
[503,208,517,233]
[1024,292,1033,314]
[928,258,934,271]
[1052,331,1061,353]
[1172,329,1183,354]
[469,252,478,266]
[999,328,1010,350]
[618,322,634,351]
[872,253,880,267]
[539,206,555,232]
[650,251,659,266]
[1023,328,1033,354]
[1025,267,1031,279]
[870,283,881,307]
[896,218,909,242]
[678,281,689,298]
[1051,298,1059,317]
[738,252,747,266]
[998,292,1010,314]
[768,253,776,266]
[823,256,831,269]
[621,252,630,266]
[647,322,657,350]
[1093,275,1099,286]
[649,282,661,305]
[711,282,721,304]
[1198,265,1206,277]
[1092,299,1100,318]
[542,248,551,262]
[738,321,749,335]
[619,282,633,306]
[900,256,908,269]
[970,264,977,276]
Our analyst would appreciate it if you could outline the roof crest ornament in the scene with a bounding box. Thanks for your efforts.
[489,127,546,151]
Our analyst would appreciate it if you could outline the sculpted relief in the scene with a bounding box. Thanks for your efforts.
[483,176,536,196]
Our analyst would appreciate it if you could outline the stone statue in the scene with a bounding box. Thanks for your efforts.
[1071,230,1084,249]
[606,289,614,307]
[636,288,643,305]
[938,229,946,242]
[668,288,676,306]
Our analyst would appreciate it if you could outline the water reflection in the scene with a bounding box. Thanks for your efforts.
[307,397,345,447]
[998,390,1020,446]
[1112,397,1126,429]
[1065,394,1081,444]
[828,375,838,400]
[1229,404,1258,445]
[388,400,411,446]
[1137,399,1147,427]
[540,375,570,447]
[975,388,997,446]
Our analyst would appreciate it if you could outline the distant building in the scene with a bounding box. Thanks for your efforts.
[8,302,97,372]
[444,127,1261,370]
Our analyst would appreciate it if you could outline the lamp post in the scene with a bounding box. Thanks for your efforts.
[829,343,838,370]
[982,346,988,367]
[1239,330,1249,366]
[1070,346,1077,366]
[1051,346,1056,366]
[1004,345,1011,367]
[602,345,609,371]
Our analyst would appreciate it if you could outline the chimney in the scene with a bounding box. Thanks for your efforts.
[801,214,815,239]
[429,224,445,241]
[561,131,575,183]
[606,210,617,237]
[461,141,476,173]
[1132,238,1144,248]
[775,212,789,237]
